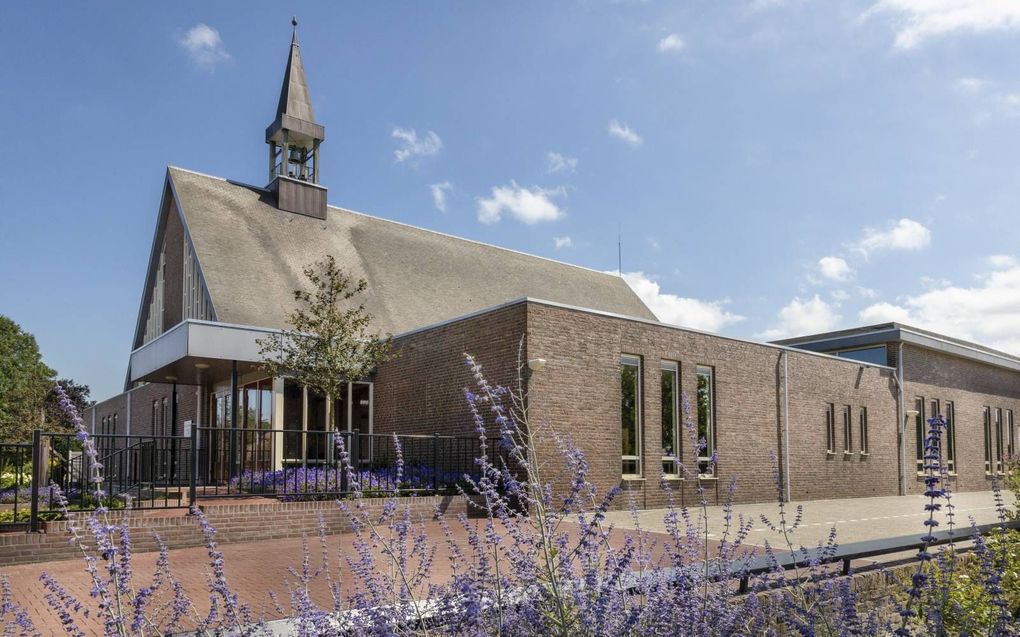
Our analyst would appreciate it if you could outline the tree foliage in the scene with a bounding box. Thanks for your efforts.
[257,255,392,404]
[44,378,92,431]
[0,315,56,441]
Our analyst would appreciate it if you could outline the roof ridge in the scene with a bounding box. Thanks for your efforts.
[166,165,633,283]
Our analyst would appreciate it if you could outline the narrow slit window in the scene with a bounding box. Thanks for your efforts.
[842,405,852,454]
[914,397,925,474]
[825,404,836,454]
[1007,409,1015,461]
[660,361,679,476]
[621,355,642,477]
[945,401,956,474]
[696,366,715,476]
[995,408,1004,474]
[859,407,869,455]
[984,407,993,475]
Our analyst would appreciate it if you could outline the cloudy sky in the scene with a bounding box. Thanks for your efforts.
[3,2,1020,399]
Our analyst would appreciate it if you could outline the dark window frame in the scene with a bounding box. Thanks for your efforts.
[859,406,869,456]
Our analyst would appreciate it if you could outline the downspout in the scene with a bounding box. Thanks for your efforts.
[897,345,906,496]
[782,351,791,502]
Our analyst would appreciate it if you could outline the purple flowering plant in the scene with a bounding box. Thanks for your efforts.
[1,355,1019,635]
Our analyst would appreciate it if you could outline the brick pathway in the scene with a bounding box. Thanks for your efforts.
[2,515,687,635]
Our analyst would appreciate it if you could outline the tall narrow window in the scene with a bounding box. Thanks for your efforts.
[842,405,852,454]
[984,407,993,475]
[914,397,925,473]
[152,401,159,435]
[1008,410,1015,461]
[660,361,679,476]
[620,355,642,477]
[696,366,715,476]
[995,408,1004,474]
[825,404,836,454]
[859,407,869,455]
[945,401,956,474]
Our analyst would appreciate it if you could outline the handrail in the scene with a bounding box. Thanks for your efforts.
[619,518,1020,594]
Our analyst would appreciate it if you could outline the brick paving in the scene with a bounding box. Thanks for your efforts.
[1,514,683,636]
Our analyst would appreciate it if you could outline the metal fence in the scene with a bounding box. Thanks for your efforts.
[3,428,481,533]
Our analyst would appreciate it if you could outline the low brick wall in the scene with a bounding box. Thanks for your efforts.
[0,494,474,567]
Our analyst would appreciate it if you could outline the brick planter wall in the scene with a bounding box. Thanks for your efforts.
[0,494,475,567]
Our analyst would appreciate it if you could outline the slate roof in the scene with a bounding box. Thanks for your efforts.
[167,166,656,336]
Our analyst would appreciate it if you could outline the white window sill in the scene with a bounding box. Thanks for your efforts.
[621,476,646,482]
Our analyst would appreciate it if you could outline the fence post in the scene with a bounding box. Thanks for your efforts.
[432,434,440,493]
[189,420,199,510]
[29,429,42,533]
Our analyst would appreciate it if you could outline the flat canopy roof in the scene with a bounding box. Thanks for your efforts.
[129,320,279,385]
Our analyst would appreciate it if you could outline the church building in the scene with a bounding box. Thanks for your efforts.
[84,23,1020,507]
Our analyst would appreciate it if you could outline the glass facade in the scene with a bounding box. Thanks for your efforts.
[835,346,887,366]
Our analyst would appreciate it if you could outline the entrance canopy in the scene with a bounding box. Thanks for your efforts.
[129,319,281,385]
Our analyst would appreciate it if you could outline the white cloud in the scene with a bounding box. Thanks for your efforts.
[429,182,452,213]
[863,1,1020,50]
[858,301,912,324]
[853,218,931,257]
[857,256,1020,355]
[954,76,989,93]
[392,128,443,163]
[657,33,686,52]
[607,119,643,147]
[618,272,744,332]
[818,256,853,282]
[178,24,230,70]
[757,295,841,340]
[553,236,574,249]
[545,152,578,175]
[476,182,566,225]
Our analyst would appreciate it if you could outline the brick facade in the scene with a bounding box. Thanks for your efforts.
[85,382,199,438]
[373,299,901,507]
[902,343,1020,495]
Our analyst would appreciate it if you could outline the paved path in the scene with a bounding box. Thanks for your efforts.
[3,491,1012,635]
[605,490,1013,549]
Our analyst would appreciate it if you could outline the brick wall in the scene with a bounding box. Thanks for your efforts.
[524,302,900,507]
[0,494,474,567]
[903,344,1020,495]
[85,383,199,438]
[374,303,527,439]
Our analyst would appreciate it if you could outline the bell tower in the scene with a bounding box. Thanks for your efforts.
[266,17,327,219]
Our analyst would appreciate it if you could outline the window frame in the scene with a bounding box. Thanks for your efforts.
[914,397,926,474]
[984,406,993,475]
[620,354,643,478]
[995,407,1004,475]
[842,405,853,455]
[825,403,836,455]
[660,361,680,477]
[1007,409,1015,462]
[695,365,716,477]
[945,401,956,474]
[859,406,869,456]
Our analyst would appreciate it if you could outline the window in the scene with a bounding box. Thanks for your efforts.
[825,404,836,454]
[834,345,887,366]
[1008,410,1015,461]
[914,397,925,473]
[995,408,1004,474]
[842,405,852,454]
[152,400,159,435]
[620,355,642,477]
[859,407,869,455]
[696,366,715,476]
[660,361,679,476]
[945,401,956,474]
[984,407,993,475]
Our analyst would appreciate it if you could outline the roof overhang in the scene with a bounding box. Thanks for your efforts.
[129,320,282,385]
[777,325,1020,374]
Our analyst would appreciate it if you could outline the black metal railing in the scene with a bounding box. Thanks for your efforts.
[194,428,481,500]
[0,442,32,530]
[6,427,481,533]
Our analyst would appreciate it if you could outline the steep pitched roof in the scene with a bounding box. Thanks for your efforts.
[166,166,656,336]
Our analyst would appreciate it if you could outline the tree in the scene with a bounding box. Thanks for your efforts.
[43,378,93,431]
[0,315,56,441]
[258,255,392,408]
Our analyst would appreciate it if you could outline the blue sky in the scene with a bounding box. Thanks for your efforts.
[3,1,1020,400]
